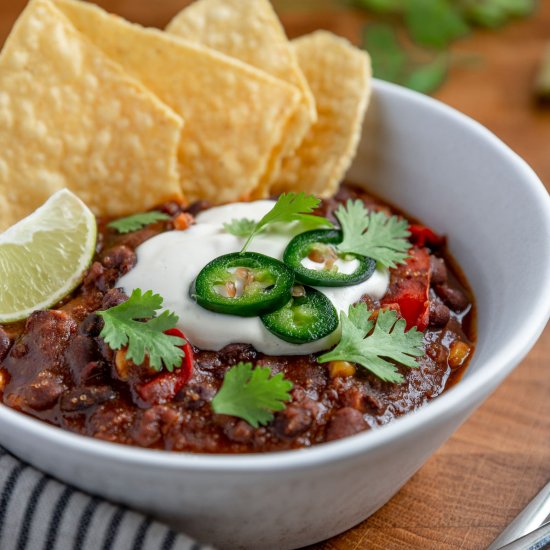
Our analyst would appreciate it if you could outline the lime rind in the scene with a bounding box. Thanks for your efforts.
[0,189,97,323]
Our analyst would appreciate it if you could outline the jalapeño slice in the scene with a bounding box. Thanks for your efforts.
[283,229,375,287]
[260,285,339,344]
[192,252,294,317]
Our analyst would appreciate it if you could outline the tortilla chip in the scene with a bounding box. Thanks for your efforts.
[54,0,302,204]
[166,0,317,198]
[273,31,372,199]
[0,0,183,232]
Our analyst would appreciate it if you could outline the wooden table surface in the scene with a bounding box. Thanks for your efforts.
[1,2,549,549]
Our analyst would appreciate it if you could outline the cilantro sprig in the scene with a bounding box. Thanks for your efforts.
[275,0,537,94]
[211,362,293,427]
[318,303,425,383]
[223,218,257,238]
[108,211,170,234]
[335,199,410,268]
[225,193,332,250]
[97,289,186,372]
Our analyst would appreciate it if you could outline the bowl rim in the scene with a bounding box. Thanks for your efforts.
[1,79,549,473]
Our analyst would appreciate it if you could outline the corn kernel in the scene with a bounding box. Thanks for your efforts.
[115,348,130,381]
[328,361,356,378]
[448,340,471,369]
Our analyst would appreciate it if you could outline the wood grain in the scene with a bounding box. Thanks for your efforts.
[1,2,549,549]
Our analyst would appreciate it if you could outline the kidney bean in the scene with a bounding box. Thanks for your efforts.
[132,405,181,447]
[272,405,312,439]
[326,408,368,441]
[8,370,67,411]
[223,419,254,444]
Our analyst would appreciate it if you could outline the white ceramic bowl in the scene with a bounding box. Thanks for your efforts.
[1,80,549,550]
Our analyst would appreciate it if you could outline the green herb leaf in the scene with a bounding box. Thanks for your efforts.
[318,303,425,383]
[212,362,294,427]
[335,200,410,268]
[108,211,170,234]
[241,192,332,251]
[405,0,469,50]
[275,0,537,96]
[363,23,407,84]
[363,23,449,94]
[353,0,402,14]
[405,53,448,94]
[535,43,550,104]
[97,289,185,372]
[462,0,535,27]
[223,218,257,238]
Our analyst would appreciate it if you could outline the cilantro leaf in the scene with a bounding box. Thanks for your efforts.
[318,303,425,383]
[241,192,332,251]
[362,24,449,94]
[404,54,448,94]
[108,211,170,234]
[405,0,469,50]
[97,289,185,372]
[353,0,402,13]
[363,23,407,84]
[211,362,293,428]
[463,0,535,28]
[223,218,257,238]
[335,200,410,268]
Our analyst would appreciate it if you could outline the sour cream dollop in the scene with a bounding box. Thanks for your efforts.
[118,201,389,355]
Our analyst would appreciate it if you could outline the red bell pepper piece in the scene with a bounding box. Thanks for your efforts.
[408,224,445,248]
[381,247,431,332]
[136,328,194,405]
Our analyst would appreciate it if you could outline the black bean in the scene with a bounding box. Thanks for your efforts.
[430,256,447,286]
[218,344,257,366]
[429,299,451,328]
[175,384,215,410]
[78,313,103,337]
[101,245,136,275]
[59,386,116,412]
[185,200,211,217]
[158,201,184,217]
[82,262,105,290]
[101,288,128,310]
[65,335,100,384]
[435,285,469,312]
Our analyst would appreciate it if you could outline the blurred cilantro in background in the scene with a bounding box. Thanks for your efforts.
[274,0,538,94]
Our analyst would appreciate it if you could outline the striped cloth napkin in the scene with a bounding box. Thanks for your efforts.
[0,447,213,550]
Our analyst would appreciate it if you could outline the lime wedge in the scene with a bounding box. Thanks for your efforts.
[0,189,97,323]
